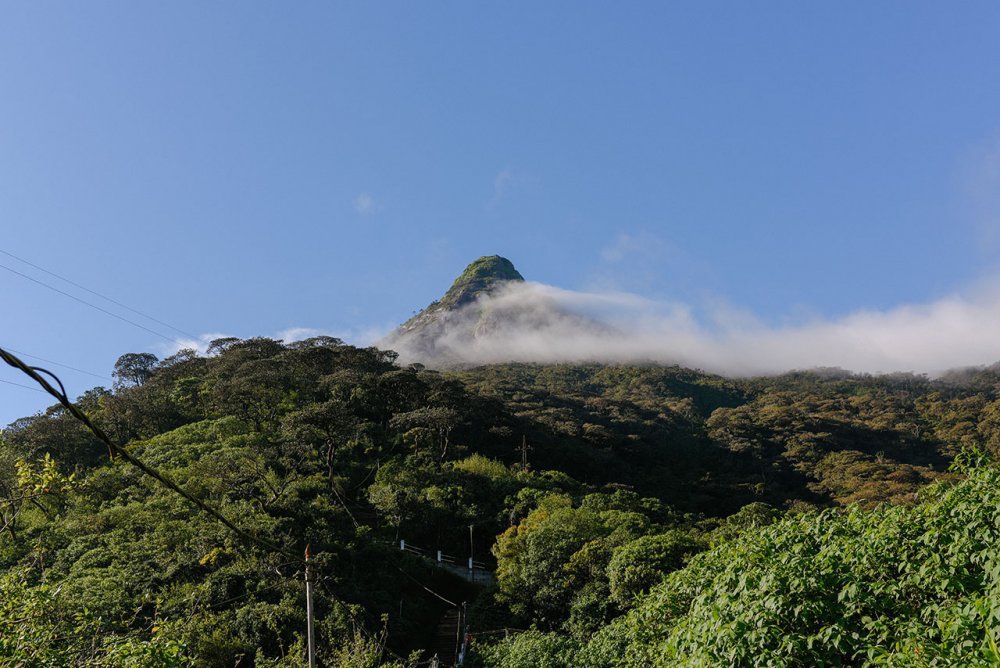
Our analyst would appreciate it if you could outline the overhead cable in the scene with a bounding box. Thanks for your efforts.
[0,248,200,340]
[0,345,110,381]
[0,345,300,563]
[0,260,184,345]
[0,377,45,393]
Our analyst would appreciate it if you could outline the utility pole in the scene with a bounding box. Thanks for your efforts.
[305,545,316,668]
[517,435,532,471]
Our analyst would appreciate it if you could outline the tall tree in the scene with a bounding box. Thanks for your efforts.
[112,352,159,388]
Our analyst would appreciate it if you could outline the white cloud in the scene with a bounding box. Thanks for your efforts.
[158,325,389,359]
[494,170,513,198]
[488,168,534,207]
[158,332,232,356]
[350,324,394,347]
[589,231,703,295]
[275,325,395,346]
[354,192,380,215]
[601,233,640,263]
[386,279,1000,376]
[599,232,674,264]
[275,327,330,343]
[160,277,1000,378]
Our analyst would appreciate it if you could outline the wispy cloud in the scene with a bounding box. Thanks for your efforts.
[160,277,1000,378]
[494,170,513,199]
[275,327,335,343]
[601,233,656,264]
[598,232,678,271]
[158,327,354,357]
[354,192,381,216]
[590,231,706,295]
[275,325,388,347]
[488,168,534,208]
[385,279,1000,376]
[161,332,232,356]
[159,327,363,357]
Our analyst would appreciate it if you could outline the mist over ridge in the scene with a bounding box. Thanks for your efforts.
[382,257,1000,377]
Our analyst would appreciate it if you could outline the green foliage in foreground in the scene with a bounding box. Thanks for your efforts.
[9,337,1000,665]
[491,490,708,637]
[0,567,187,667]
[478,463,1000,667]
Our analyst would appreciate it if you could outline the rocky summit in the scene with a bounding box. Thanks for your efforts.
[434,255,525,310]
[381,255,613,367]
[381,256,527,364]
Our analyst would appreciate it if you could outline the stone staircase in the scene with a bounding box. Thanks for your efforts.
[430,607,461,667]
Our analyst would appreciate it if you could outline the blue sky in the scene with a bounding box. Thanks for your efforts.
[4,2,1000,425]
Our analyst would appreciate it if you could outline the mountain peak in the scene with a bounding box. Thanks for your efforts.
[384,256,526,357]
[440,255,525,309]
[382,255,614,367]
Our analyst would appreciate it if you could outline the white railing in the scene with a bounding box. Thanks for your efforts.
[397,539,494,585]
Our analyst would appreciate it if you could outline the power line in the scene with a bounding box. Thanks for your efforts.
[0,248,200,340]
[0,344,380,664]
[0,377,45,393]
[0,260,184,345]
[0,345,300,563]
[1,344,449,664]
[0,345,110,381]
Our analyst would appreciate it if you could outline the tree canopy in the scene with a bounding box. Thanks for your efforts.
[3,341,1000,665]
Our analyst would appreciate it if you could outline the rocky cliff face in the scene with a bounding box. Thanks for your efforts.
[394,255,525,335]
[432,255,524,310]
[381,256,525,365]
[378,255,615,368]
[381,255,612,366]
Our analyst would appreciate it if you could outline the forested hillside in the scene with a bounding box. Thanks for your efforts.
[2,337,1000,665]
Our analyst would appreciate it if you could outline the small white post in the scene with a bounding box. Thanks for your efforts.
[437,550,443,562]
[400,539,405,551]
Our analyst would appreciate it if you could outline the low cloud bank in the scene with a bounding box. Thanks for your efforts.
[387,281,1000,376]
[162,327,371,357]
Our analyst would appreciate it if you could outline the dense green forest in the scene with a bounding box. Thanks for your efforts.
[2,337,1000,665]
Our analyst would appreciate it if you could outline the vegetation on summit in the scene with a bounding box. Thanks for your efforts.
[393,255,525,335]
[436,256,525,310]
